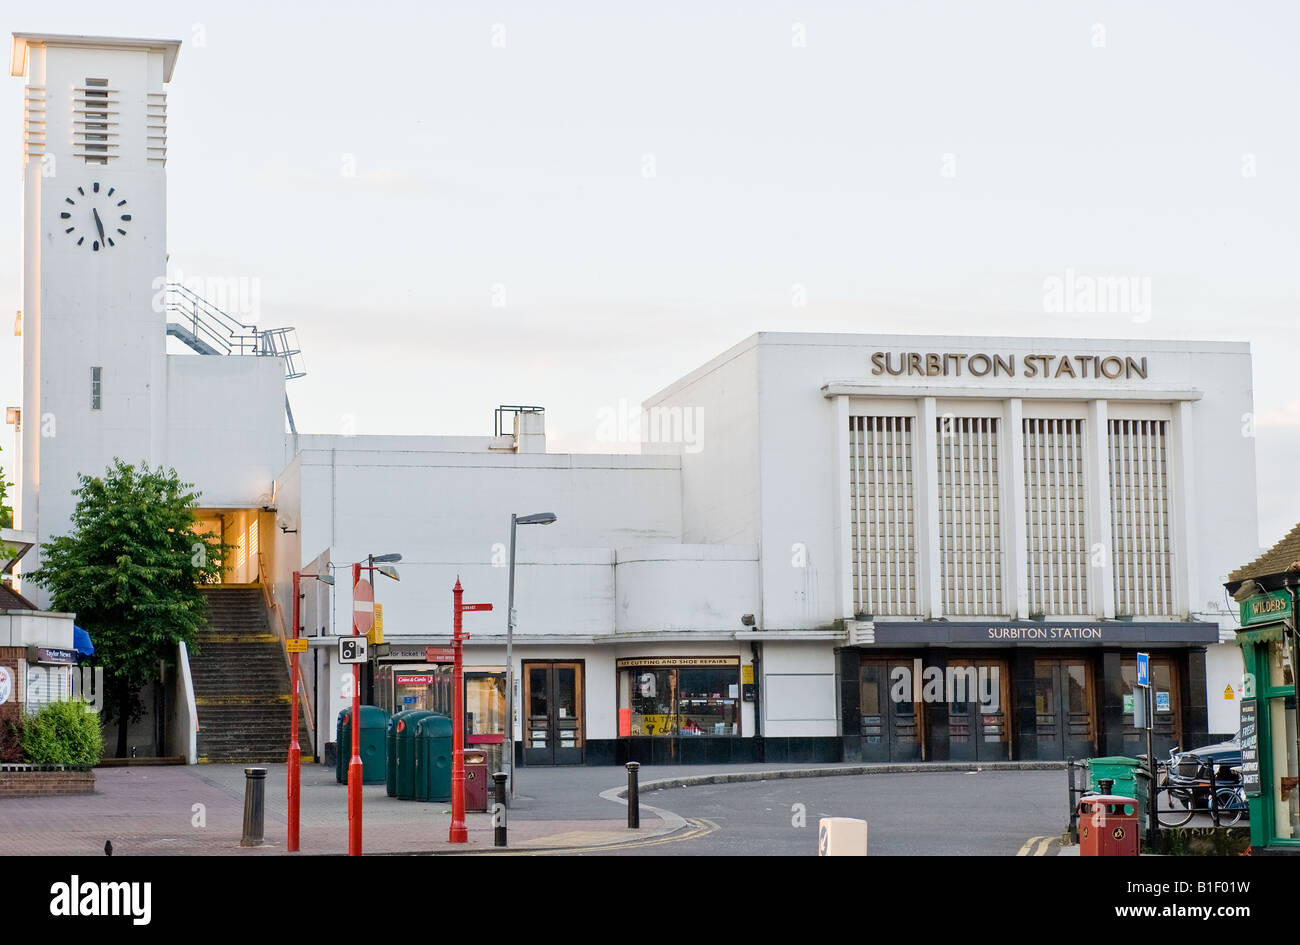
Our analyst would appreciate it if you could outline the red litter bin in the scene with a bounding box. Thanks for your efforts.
[1077,794,1139,857]
[463,749,489,812]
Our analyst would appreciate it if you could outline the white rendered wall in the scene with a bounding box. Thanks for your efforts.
[0,609,75,648]
[759,641,838,737]
[164,355,286,508]
[1206,642,1245,737]
[642,339,762,546]
[614,545,759,633]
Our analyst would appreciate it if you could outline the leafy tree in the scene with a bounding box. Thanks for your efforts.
[26,459,227,757]
[0,447,13,563]
[0,447,12,528]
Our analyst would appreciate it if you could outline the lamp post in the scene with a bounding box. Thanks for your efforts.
[289,569,333,853]
[347,553,400,856]
[506,512,557,799]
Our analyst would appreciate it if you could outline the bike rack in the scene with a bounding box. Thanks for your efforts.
[1153,753,1248,830]
[1065,757,1091,843]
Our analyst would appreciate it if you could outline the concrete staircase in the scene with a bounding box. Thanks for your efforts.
[191,586,313,764]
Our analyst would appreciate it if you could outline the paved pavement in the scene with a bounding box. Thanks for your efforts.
[0,761,1070,856]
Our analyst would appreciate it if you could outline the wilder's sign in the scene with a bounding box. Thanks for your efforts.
[1240,589,1292,628]
[870,351,1149,381]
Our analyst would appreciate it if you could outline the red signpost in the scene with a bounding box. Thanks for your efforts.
[450,578,492,843]
[289,571,303,852]
[349,568,373,856]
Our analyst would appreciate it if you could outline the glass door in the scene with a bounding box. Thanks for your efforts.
[947,659,1010,761]
[859,659,922,762]
[1034,658,1095,760]
[523,661,584,766]
[1120,657,1180,757]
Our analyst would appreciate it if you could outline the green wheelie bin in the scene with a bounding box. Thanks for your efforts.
[336,705,391,785]
[389,709,439,799]
[1089,756,1142,798]
[413,714,453,802]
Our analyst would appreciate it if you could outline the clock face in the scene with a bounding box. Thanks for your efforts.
[59,181,132,252]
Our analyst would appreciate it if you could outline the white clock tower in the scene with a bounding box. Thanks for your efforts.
[11,34,181,606]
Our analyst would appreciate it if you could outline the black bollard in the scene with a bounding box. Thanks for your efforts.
[1066,758,1077,842]
[1209,763,1220,828]
[492,772,508,847]
[626,761,640,829]
[241,767,267,847]
[1098,777,1114,795]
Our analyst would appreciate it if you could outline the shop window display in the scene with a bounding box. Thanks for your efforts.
[621,665,740,736]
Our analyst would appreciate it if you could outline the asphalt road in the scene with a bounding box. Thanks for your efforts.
[590,769,1067,856]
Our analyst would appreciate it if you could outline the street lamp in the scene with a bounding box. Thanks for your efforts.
[347,552,401,857]
[289,569,333,853]
[362,554,401,702]
[506,512,557,799]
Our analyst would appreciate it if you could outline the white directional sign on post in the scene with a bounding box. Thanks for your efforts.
[339,637,368,664]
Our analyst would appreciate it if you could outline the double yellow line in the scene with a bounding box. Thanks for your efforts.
[451,818,720,856]
[1016,835,1055,856]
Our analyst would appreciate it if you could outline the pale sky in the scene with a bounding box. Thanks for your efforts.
[2,1,1298,553]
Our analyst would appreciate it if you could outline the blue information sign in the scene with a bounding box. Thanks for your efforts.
[1136,652,1150,687]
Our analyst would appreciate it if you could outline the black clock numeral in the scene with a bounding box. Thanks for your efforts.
[121,214,131,221]
[65,197,75,205]
[77,186,84,195]
[107,187,115,196]
[117,200,127,207]
[117,228,126,236]
[77,237,84,246]
[65,227,75,234]
[106,237,114,247]
[60,212,70,219]
[93,182,100,193]
[92,241,99,251]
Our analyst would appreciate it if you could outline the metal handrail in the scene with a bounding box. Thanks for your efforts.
[164,284,305,377]
[167,282,258,336]
[256,550,316,746]
[494,404,545,437]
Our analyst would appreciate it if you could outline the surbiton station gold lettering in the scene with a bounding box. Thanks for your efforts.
[870,352,1148,380]
[986,626,1103,641]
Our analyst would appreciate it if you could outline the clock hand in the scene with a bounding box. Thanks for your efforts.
[92,207,105,242]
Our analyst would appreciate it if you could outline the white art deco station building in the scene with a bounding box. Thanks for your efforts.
[8,33,1256,766]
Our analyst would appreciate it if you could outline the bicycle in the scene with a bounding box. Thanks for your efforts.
[1212,773,1249,827]
[1156,770,1197,827]
[1154,755,1248,828]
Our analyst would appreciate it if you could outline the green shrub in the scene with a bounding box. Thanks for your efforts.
[21,700,103,767]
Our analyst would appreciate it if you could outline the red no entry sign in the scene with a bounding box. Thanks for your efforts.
[353,578,374,635]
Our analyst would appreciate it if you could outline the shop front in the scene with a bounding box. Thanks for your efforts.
[1225,583,1299,853]
[839,620,1215,762]
[374,646,507,774]
[614,656,750,764]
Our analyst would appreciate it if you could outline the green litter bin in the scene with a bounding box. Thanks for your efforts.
[1089,756,1142,799]
[335,706,390,785]
[413,714,453,802]
[388,710,439,799]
